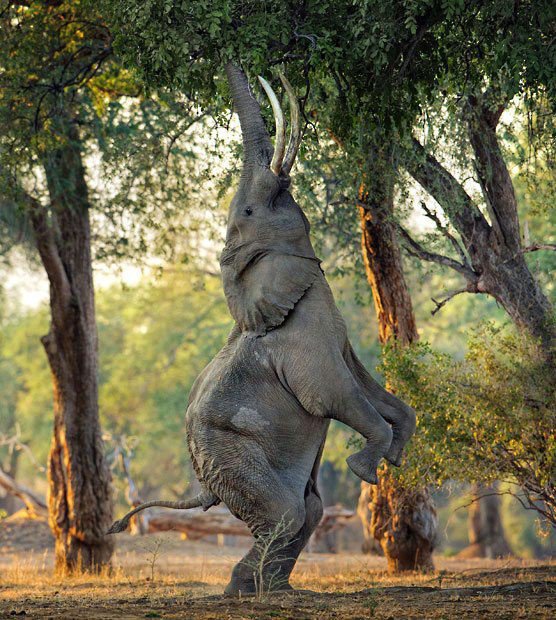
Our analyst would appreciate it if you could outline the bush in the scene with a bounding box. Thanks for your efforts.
[382,322,556,526]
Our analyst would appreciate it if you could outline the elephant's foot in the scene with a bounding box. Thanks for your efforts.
[385,429,411,467]
[346,427,392,483]
[385,443,403,467]
[346,446,384,484]
[224,577,293,598]
[346,451,378,483]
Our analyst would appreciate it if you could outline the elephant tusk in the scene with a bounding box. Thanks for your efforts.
[279,74,302,175]
[258,75,286,176]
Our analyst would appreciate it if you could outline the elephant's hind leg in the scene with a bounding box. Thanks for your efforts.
[267,480,324,587]
[224,484,306,597]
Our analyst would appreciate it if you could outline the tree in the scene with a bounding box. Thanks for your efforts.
[0,2,115,570]
[461,483,512,559]
[105,0,555,568]
[357,147,437,572]
[400,110,555,361]
[0,1,204,572]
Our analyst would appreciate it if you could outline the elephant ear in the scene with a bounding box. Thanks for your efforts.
[222,250,322,336]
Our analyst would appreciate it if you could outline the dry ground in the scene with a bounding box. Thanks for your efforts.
[0,517,554,619]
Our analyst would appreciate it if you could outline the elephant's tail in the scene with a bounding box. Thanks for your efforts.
[106,490,219,534]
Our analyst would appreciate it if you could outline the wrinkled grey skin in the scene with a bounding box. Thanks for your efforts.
[185,65,415,596]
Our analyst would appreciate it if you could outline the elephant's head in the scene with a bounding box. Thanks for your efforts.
[221,64,322,337]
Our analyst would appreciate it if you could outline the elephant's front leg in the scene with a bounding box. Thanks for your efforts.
[332,381,393,484]
[283,354,393,484]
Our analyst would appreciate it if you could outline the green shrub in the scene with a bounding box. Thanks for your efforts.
[382,322,555,526]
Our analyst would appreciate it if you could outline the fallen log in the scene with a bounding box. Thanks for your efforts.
[146,503,355,547]
[147,506,249,539]
[0,468,47,518]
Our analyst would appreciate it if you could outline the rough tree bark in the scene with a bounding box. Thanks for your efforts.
[357,154,437,573]
[459,483,512,559]
[29,117,113,573]
[402,91,554,362]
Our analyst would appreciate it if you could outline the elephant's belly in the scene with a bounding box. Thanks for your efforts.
[185,337,328,494]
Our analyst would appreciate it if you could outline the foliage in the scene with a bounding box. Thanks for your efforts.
[104,0,556,297]
[382,323,556,525]
[0,0,220,265]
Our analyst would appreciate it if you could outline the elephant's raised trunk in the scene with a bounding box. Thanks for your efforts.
[225,63,303,176]
[225,63,273,169]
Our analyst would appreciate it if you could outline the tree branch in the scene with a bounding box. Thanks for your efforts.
[27,200,71,307]
[396,222,478,281]
[404,138,490,253]
[521,243,556,253]
[0,467,47,517]
[431,287,473,316]
[0,428,45,473]
[466,92,521,251]
[420,201,473,272]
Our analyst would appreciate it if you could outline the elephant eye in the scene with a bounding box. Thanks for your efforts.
[244,207,253,216]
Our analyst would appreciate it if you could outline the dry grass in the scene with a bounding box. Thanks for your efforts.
[1,529,555,618]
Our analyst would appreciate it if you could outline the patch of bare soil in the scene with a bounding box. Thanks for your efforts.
[1,518,554,618]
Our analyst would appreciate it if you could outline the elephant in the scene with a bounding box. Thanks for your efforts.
[108,64,416,596]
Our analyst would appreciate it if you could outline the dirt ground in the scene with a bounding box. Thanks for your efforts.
[0,516,554,619]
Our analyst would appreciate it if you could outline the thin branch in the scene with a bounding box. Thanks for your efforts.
[431,287,472,316]
[0,427,46,473]
[396,223,478,280]
[522,243,556,253]
[404,137,491,250]
[164,111,208,172]
[454,488,550,522]
[420,201,472,271]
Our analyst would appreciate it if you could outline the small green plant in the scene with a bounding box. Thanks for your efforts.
[242,514,295,602]
[142,536,166,583]
[364,589,380,617]
[437,569,448,588]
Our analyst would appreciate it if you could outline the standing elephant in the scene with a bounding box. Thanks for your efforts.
[109,64,416,596]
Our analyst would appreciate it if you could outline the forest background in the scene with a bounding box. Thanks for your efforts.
[0,0,555,565]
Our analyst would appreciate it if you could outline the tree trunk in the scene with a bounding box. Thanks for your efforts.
[30,118,113,573]
[367,471,436,571]
[460,483,512,559]
[357,482,383,555]
[357,157,437,572]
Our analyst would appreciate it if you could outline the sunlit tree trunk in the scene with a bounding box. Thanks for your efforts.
[357,153,437,572]
[30,116,113,573]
